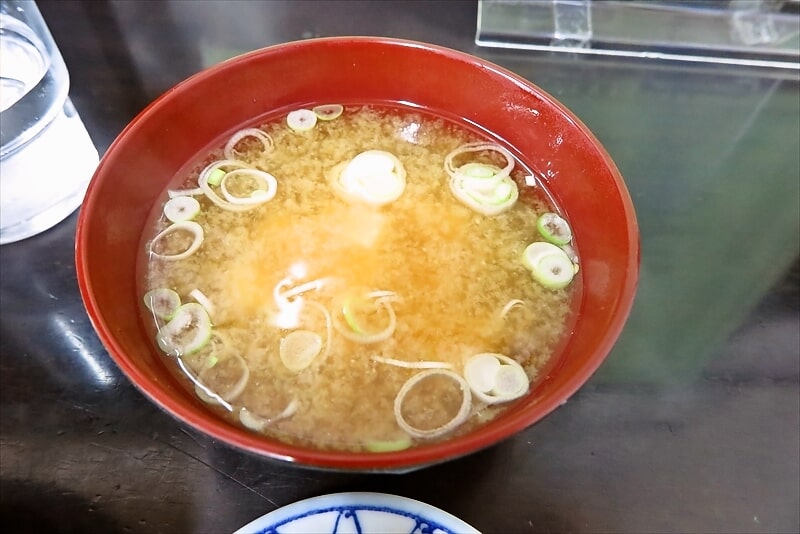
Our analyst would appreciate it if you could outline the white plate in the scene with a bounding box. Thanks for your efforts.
[234,492,482,534]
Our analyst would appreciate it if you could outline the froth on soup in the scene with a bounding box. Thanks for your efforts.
[138,104,579,453]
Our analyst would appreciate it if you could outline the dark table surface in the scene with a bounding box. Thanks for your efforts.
[2,1,799,533]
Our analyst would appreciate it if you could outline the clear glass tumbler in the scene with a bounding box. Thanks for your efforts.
[0,0,98,245]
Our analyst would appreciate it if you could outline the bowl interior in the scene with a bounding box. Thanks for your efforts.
[76,37,639,470]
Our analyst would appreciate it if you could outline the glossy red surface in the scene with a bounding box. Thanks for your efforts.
[75,37,639,471]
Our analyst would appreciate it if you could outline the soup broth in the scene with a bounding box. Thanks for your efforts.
[139,104,577,452]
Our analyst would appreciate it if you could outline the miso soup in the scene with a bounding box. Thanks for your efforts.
[138,104,579,452]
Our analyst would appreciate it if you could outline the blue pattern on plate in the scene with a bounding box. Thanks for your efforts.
[255,504,456,534]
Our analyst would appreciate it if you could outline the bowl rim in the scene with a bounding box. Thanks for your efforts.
[76,35,640,471]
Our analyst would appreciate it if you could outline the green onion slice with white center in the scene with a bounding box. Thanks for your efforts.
[522,241,563,271]
[459,162,504,193]
[280,329,324,372]
[531,251,575,290]
[522,241,576,289]
[536,212,572,245]
[449,175,519,216]
[143,288,181,320]
[445,142,519,215]
[464,353,529,404]
[394,369,472,439]
[287,109,317,131]
[149,221,204,261]
[313,104,344,121]
[460,162,499,178]
[163,196,201,223]
[330,150,407,207]
[156,302,212,357]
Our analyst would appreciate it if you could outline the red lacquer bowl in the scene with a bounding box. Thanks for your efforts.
[76,37,639,471]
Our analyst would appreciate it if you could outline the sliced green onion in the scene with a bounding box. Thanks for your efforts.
[464,177,515,206]
[279,399,300,418]
[156,302,212,357]
[367,290,400,301]
[197,350,250,402]
[335,291,398,344]
[522,241,575,289]
[371,355,454,369]
[287,109,317,131]
[461,162,498,178]
[358,172,405,203]
[492,180,514,201]
[445,142,519,215]
[339,302,396,344]
[163,196,201,223]
[492,364,528,397]
[305,300,333,365]
[463,353,529,405]
[521,241,563,271]
[223,128,274,160]
[219,168,278,205]
[198,160,277,212]
[500,299,525,319]
[189,288,214,318]
[176,357,232,412]
[460,163,505,194]
[342,295,366,334]
[313,104,344,121]
[332,150,406,207]
[143,288,181,320]
[444,142,515,184]
[149,221,204,261]
[348,151,395,174]
[280,329,323,372]
[181,330,230,374]
[167,187,204,199]
[206,168,225,186]
[562,243,580,265]
[199,159,249,184]
[365,435,412,453]
[393,369,472,439]
[464,353,501,394]
[239,407,269,432]
[536,212,572,245]
[532,251,575,290]
[449,175,518,216]
[273,277,330,305]
[239,400,298,431]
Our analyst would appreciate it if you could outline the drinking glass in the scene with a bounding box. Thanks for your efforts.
[0,0,98,245]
